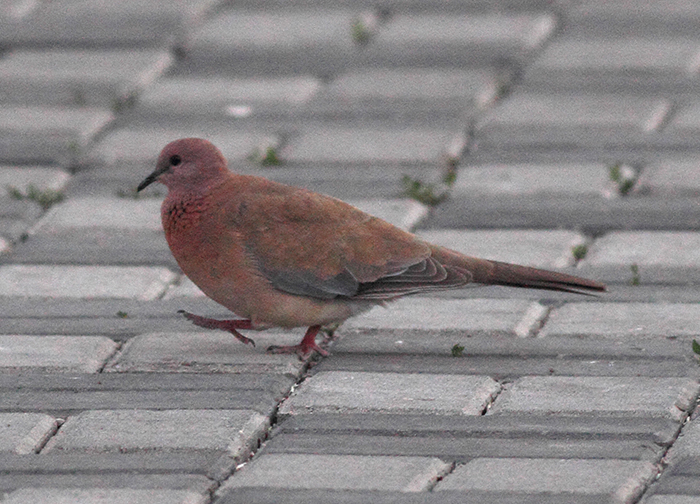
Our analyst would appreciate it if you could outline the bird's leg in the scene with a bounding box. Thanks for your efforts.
[267,325,329,358]
[177,310,256,347]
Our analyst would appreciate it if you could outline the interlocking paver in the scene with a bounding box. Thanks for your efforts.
[0,49,173,106]
[44,409,269,457]
[218,453,450,492]
[489,376,699,422]
[0,106,113,165]
[2,488,209,504]
[0,335,117,373]
[279,371,500,416]
[0,413,57,454]
[436,458,657,501]
[0,265,176,299]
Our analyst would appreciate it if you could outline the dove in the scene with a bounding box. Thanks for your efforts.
[138,138,605,358]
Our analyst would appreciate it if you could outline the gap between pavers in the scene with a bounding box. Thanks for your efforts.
[42,409,269,462]
[1,488,208,504]
[0,335,117,373]
[0,265,176,299]
[217,453,451,494]
[488,376,699,422]
[436,458,657,503]
[278,371,500,416]
[0,413,57,454]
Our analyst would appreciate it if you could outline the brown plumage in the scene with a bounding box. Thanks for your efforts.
[138,138,605,357]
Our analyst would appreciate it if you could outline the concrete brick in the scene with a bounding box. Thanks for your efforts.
[437,458,657,501]
[2,488,209,504]
[0,413,57,454]
[342,298,547,338]
[188,10,356,75]
[309,68,498,119]
[0,0,221,48]
[89,128,280,168]
[0,166,70,194]
[579,231,700,284]
[646,496,700,504]
[417,229,587,269]
[108,332,305,376]
[566,0,700,38]
[523,39,700,93]
[475,94,671,153]
[0,106,113,165]
[44,409,269,458]
[489,376,699,422]
[0,265,176,299]
[30,198,162,234]
[665,414,700,463]
[282,125,465,165]
[219,453,450,492]
[0,335,117,373]
[637,159,700,197]
[278,371,500,416]
[540,302,700,339]
[137,76,322,118]
[361,14,554,67]
[661,101,700,148]
[0,49,173,107]
[452,162,610,197]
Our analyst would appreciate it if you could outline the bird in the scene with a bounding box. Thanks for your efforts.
[138,138,606,358]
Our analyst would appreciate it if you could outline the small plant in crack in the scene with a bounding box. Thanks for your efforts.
[248,145,282,166]
[451,344,465,357]
[608,163,637,196]
[571,244,588,261]
[630,263,640,286]
[6,184,65,211]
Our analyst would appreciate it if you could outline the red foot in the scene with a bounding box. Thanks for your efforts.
[177,310,256,347]
[267,325,329,359]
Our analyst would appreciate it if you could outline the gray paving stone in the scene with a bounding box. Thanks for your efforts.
[0,165,70,194]
[0,106,113,165]
[637,159,700,197]
[279,371,500,416]
[665,414,700,463]
[0,265,176,299]
[342,298,548,338]
[436,458,657,502]
[566,0,700,38]
[109,332,304,376]
[7,228,175,266]
[646,496,700,503]
[137,76,322,118]
[308,68,498,119]
[188,10,356,75]
[282,125,465,165]
[452,162,611,197]
[88,127,280,169]
[0,474,215,494]
[475,94,671,154]
[30,197,161,234]
[360,14,555,67]
[0,0,222,48]
[660,101,700,148]
[218,453,450,492]
[2,488,209,504]
[44,409,269,459]
[0,195,44,242]
[522,39,700,93]
[579,231,700,284]
[489,377,699,421]
[540,302,700,339]
[0,335,117,372]
[0,413,56,454]
[0,49,173,107]
[416,229,587,269]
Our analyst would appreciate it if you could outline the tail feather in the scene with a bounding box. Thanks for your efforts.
[430,245,606,295]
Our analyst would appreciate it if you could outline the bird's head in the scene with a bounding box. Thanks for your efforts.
[137,137,228,193]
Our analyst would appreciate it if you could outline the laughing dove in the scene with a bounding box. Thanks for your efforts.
[138,138,605,357]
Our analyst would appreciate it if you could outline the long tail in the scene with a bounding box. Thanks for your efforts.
[430,245,606,295]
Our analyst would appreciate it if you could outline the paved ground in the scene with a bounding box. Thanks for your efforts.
[1,0,700,502]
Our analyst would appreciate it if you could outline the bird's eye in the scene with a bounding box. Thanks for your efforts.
[169,155,182,166]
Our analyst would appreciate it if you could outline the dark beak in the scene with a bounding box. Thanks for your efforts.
[137,171,158,192]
